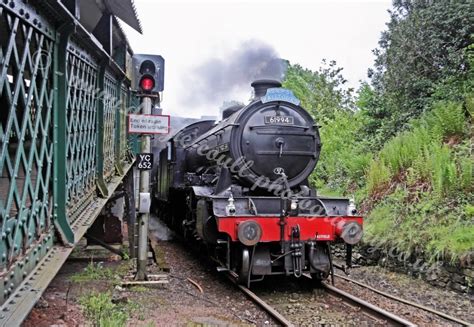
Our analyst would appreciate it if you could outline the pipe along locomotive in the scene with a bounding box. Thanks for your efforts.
[155,80,363,286]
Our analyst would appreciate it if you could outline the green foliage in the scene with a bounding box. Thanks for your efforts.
[366,160,391,195]
[366,100,470,197]
[356,83,389,148]
[423,101,466,139]
[465,205,474,218]
[364,190,474,263]
[459,157,473,191]
[282,8,474,263]
[427,224,474,263]
[71,262,117,283]
[364,0,473,144]
[122,250,130,261]
[79,292,128,327]
[362,96,473,262]
[364,204,397,243]
[428,145,457,195]
[312,110,372,193]
[283,60,354,122]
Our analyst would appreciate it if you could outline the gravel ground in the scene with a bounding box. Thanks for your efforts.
[24,217,277,326]
[23,217,473,326]
[150,240,276,326]
[254,259,473,327]
[254,277,382,326]
[23,261,87,327]
[333,263,473,326]
[152,218,386,326]
[147,217,277,325]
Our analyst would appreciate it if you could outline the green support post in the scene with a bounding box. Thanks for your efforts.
[96,62,109,197]
[53,23,76,244]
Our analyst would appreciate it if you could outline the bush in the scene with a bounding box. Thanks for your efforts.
[311,110,372,194]
[364,203,397,245]
[427,144,457,195]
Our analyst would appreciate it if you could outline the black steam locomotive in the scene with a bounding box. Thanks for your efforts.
[155,80,363,286]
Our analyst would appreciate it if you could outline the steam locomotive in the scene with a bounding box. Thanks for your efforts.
[155,80,363,286]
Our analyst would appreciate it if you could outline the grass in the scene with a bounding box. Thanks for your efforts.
[363,188,474,263]
[71,260,135,284]
[71,262,117,283]
[130,285,148,292]
[79,292,130,327]
[366,160,391,195]
[363,100,472,263]
[426,224,474,264]
[73,260,152,326]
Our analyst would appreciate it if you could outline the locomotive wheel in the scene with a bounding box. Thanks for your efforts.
[238,248,250,286]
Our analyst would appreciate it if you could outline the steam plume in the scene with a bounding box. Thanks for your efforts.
[180,40,287,108]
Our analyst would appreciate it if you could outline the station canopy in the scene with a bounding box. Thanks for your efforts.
[78,0,143,34]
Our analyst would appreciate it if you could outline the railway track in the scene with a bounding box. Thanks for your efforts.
[320,281,414,326]
[333,273,472,326]
[226,271,413,326]
[151,228,469,326]
[226,271,295,326]
[229,269,472,326]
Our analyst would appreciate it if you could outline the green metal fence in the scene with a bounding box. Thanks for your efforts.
[119,85,129,159]
[0,0,138,310]
[103,71,119,180]
[0,1,56,301]
[66,42,99,222]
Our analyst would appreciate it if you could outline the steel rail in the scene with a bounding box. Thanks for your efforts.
[226,272,295,327]
[335,273,472,326]
[321,282,415,326]
[227,270,415,326]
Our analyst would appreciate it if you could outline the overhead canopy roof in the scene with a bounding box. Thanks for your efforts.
[104,0,142,33]
[78,0,143,34]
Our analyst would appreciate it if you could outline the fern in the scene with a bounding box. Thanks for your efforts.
[367,160,392,194]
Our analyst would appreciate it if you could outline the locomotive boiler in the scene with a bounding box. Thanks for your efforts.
[155,80,363,286]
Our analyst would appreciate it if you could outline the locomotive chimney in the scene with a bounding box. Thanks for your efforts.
[222,104,244,119]
[251,79,282,99]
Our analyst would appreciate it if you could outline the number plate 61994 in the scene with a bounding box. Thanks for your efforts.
[264,116,294,125]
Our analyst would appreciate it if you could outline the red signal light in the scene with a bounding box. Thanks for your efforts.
[140,76,155,91]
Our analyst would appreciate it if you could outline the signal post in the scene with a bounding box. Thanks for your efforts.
[130,55,167,280]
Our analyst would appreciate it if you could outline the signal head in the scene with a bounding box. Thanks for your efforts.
[132,54,165,94]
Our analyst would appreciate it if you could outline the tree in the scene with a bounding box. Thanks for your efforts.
[365,0,473,143]
[283,60,354,122]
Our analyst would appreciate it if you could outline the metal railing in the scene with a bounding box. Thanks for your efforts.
[0,0,137,308]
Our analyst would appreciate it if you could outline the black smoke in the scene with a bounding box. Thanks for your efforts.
[180,40,287,107]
